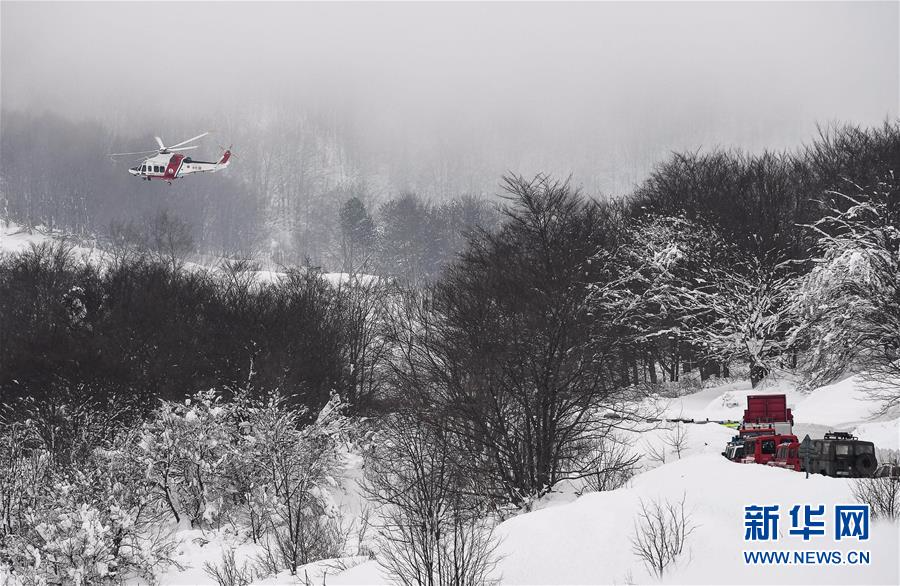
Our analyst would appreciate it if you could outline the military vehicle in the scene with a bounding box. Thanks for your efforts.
[806,432,878,477]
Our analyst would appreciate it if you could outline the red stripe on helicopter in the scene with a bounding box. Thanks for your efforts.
[163,154,186,180]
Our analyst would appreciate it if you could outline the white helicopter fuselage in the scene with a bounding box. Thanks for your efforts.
[129,150,232,182]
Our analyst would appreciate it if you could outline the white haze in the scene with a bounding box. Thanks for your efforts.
[2,1,898,196]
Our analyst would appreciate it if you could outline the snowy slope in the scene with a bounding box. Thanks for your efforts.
[147,376,900,585]
[317,377,898,585]
[320,459,898,586]
[494,455,897,585]
[0,220,103,264]
[0,220,52,254]
[0,219,373,288]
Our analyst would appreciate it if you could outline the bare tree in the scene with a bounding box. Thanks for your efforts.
[852,475,900,521]
[580,434,641,493]
[630,495,696,579]
[148,210,194,272]
[664,423,689,460]
[364,415,500,586]
[388,175,645,506]
[334,271,391,412]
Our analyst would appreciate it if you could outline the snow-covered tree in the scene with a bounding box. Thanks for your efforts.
[598,215,794,386]
[238,392,351,574]
[595,214,730,383]
[135,390,236,529]
[792,176,900,410]
[689,254,794,386]
[0,420,180,586]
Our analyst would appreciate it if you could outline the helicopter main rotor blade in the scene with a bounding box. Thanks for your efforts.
[109,149,159,158]
[154,136,166,150]
[169,146,199,152]
[168,132,209,150]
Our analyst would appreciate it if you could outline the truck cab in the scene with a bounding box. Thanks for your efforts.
[741,434,798,466]
[723,427,776,461]
[768,441,801,471]
[724,440,745,461]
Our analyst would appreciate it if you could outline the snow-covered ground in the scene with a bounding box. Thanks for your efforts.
[1,220,54,254]
[491,454,898,585]
[0,220,104,264]
[0,220,373,287]
[146,375,898,585]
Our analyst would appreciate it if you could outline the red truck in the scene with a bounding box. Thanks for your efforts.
[723,394,796,463]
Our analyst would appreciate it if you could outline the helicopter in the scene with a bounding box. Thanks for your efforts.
[109,132,231,184]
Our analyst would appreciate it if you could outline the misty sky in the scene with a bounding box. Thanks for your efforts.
[2,1,898,195]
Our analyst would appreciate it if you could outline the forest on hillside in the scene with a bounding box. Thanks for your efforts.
[5,111,896,277]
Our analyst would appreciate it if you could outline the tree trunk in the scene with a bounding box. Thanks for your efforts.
[750,360,768,388]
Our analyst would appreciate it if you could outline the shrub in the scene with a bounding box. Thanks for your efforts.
[203,548,255,586]
[630,495,695,579]
[0,419,49,540]
[1,445,180,585]
[241,393,351,574]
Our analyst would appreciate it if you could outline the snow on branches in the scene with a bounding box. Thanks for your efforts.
[792,176,900,410]
[0,390,355,585]
[593,214,795,386]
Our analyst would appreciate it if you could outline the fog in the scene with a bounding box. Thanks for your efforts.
[2,1,898,197]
